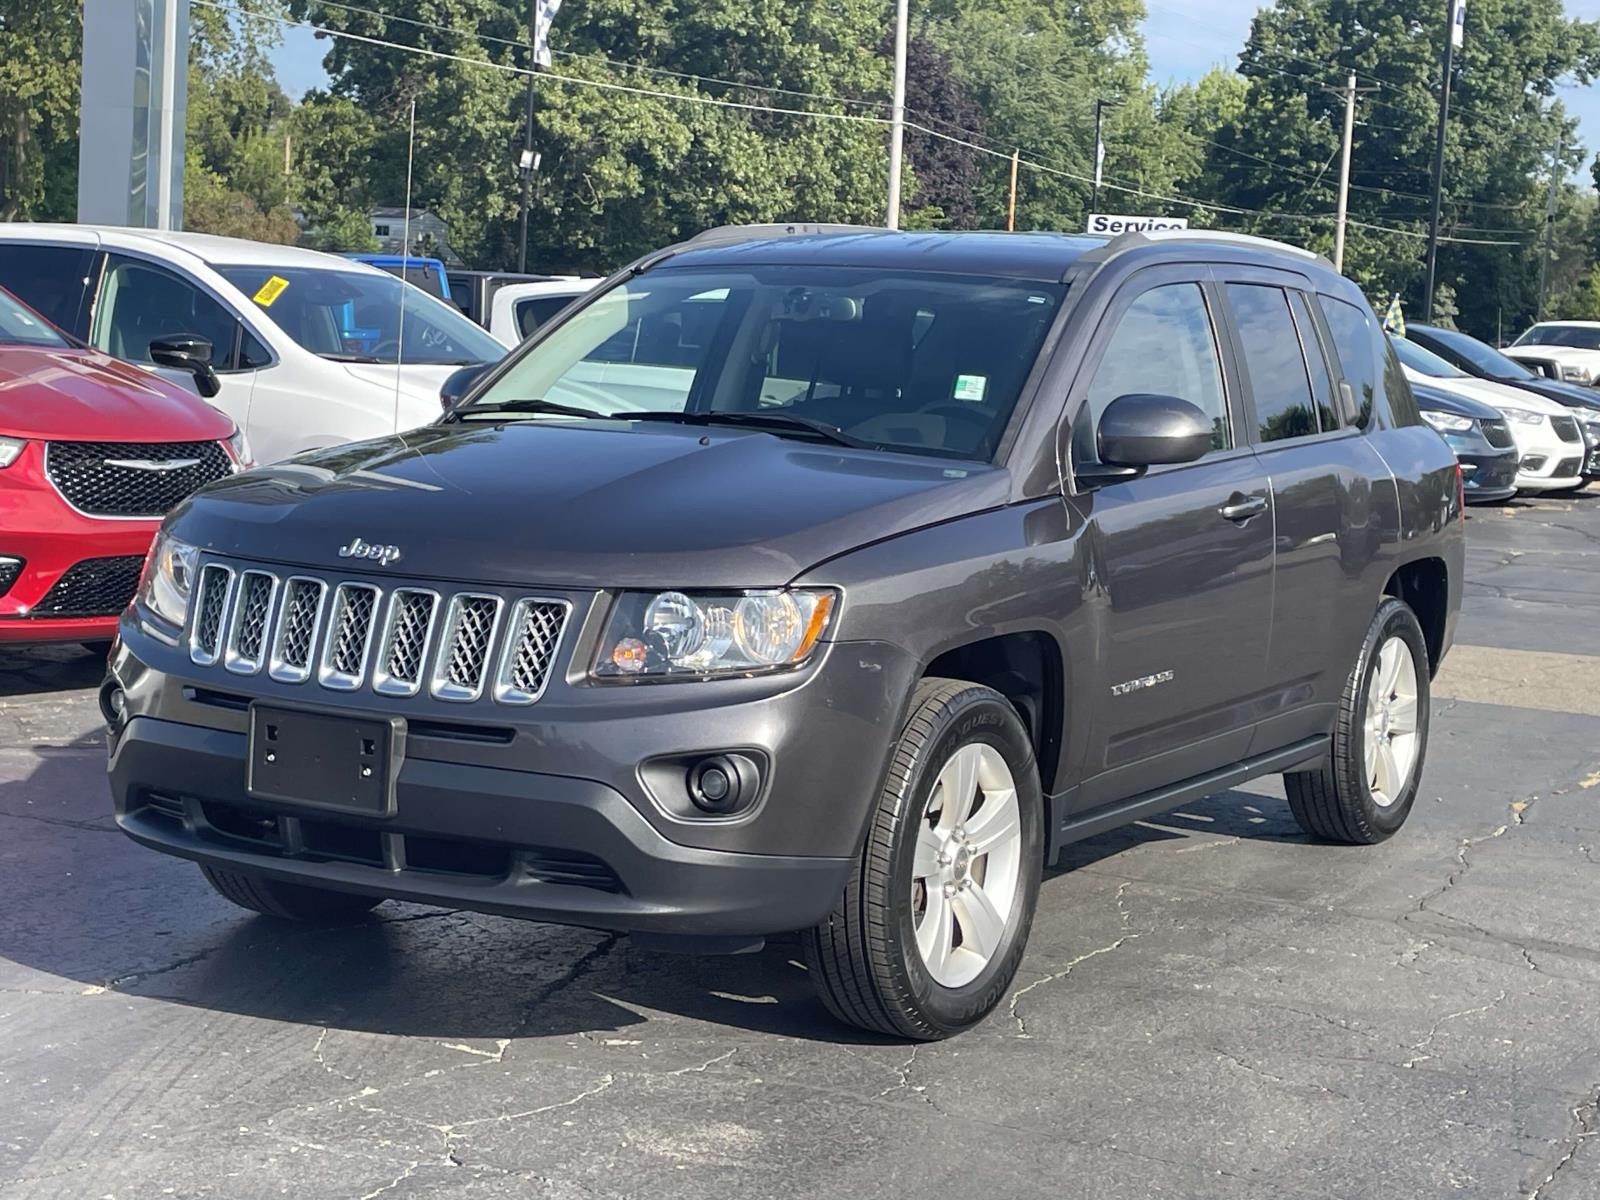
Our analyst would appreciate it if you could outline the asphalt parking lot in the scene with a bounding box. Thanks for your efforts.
[4,494,1600,1200]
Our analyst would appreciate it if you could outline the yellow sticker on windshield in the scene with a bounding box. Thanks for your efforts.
[252,275,289,306]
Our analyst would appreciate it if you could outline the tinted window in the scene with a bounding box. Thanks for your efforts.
[1318,295,1380,426]
[1390,334,1468,378]
[1227,284,1317,443]
[1518,325,1600,350]
[516,295,581,338]
[1384,344,1423,427]
[0,244,96,338]
[1289,292,1338,431]
[470,267,1066,461]
[91,255,244,370]
[1082,283,1230,458]
[1415,326,1535,380]
[239,328,273,369]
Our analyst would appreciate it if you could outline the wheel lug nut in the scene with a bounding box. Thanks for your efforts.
[943,882,956,898]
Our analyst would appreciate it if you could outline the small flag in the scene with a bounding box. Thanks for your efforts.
[533,0,562,67]
[1094,137,1106,190]
[1450,0,1466,48]
[1383,293,1406,337]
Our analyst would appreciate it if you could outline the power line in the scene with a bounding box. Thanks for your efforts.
[196,1,1534,249]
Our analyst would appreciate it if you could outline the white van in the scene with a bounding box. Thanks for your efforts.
[0,225,506,464]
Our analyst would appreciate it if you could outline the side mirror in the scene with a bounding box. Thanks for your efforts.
[148,334,221,399]
[1095,393,1215,471]
[440,363,491,411]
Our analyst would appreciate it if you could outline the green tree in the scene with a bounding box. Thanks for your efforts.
[1212,0,1599,339]
[0,0,80,221]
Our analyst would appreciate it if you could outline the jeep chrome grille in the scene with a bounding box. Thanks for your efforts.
[320,584,381,689]
[188,563,569,705]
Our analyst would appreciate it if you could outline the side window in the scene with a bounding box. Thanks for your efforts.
[1226,284,1318,443]
[1081,282,1231,460]
[0,244,96,338]
[1317,295,1379,427]
[1384,343,1423,427]
[1289,292,1339,431]
[238,328,273,370]
[91,255,244,371]
[516,295,578,338]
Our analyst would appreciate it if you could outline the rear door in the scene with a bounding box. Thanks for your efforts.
[1214,271,1391,752]
[0,240,101,339]
[1065,268,1275,811]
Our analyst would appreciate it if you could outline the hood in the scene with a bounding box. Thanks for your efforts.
[1491,376,1600,411]
[168,420,1011,589]
[1504,345,1600,365]
[0,346,234,442]
[1410,381,1500,420]
[1402,366,1566,415]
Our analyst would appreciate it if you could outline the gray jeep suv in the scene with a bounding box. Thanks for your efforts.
[105,226,1463,1039]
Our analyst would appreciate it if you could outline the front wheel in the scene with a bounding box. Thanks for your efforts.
[1284,597,1430,844]
[803,678,1043,1039]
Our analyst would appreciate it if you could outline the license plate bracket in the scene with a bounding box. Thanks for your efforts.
[246,703,404,816]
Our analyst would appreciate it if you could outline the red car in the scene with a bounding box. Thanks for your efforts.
[0,287,244,648]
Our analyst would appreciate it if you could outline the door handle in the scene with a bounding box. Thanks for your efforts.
[1219,493,1269,522]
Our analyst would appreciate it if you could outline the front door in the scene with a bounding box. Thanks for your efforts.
[1065,272,1275,811]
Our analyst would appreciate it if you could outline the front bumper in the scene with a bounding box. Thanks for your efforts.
[1443,437,1519,503]
[109,714,852,937]
[1506,417,1585,491]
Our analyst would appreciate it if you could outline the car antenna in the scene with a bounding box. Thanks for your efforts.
[394,98,416,434]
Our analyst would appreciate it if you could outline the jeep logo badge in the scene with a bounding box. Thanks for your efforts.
[338,537,402,567]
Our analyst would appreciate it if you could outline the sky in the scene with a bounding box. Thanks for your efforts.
[271,2,1600,176]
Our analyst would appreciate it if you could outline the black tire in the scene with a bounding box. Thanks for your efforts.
[803,678,1044,1040]
[1284,597,1430,844]
[200,864,384,922]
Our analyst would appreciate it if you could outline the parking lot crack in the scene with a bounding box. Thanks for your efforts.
[1213,1048,1352,1100]
[1403,990,1507,1069]
[1526,1084,1600,1200]
[106,943,223,990]
[1008,934,1140,1038]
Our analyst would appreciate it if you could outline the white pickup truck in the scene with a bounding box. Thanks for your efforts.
[1503,321,1600,387]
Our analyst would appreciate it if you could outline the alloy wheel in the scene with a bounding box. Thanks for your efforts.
[1364,636,1421,808]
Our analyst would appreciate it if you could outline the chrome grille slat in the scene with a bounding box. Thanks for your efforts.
[494,598,571,704]
[431,594,503,702]
[319,583,382,690]
[269,577,327,683]
[224,571,278,675]
[373,589,440,697]
[186,562,567,706]
[188,565,235,667]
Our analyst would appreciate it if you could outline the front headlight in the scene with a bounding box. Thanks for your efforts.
[137,531,199,628]
[594,588,837,680]
[1421,410,1473,434]
[225,427,255,470]
[1502,408,1544,426]
[0,436,24,468]
[1560,365,1593,384]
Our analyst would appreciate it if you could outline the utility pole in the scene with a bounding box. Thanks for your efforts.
[1091,98,1109,214]
[1333,75,1356,272]
[1537,132,1563,321]
[885,0,909,229]
[1007,149,1020,232]
[517,0,539,273]
[1423,0,1464,322]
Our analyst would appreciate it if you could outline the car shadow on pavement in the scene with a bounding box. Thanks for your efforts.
[0,644,107,698]
[0,724,1304,1045]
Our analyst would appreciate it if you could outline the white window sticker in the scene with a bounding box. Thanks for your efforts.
[953,374,988,403]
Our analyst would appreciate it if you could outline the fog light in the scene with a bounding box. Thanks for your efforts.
[99,681,127,729]
[686,754,760,816]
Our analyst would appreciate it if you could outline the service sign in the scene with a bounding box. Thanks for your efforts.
[1086,213,1190,236]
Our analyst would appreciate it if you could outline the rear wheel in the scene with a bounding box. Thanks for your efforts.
[1284,598,1430,844]
[200,865,384,922]
[803,678,1043,1039]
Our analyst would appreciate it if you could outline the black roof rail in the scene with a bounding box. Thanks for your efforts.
[683,222,891,249]
[1100,228,1337,273]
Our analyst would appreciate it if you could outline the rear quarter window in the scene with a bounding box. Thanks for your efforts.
[1317,294,1402,428]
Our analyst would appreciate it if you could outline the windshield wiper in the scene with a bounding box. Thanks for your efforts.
[620,409,873,449]
[454,398,609,420]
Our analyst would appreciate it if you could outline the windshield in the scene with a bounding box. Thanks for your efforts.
[216,265,504,366]
[0,286,68,348]
[1390,335,1467,378]
[1516,324,1600,351]
[1417,327,1535,380]
[462,266,1066,461]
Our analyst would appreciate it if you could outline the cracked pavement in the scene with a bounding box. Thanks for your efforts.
[4,492,1600,1198]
